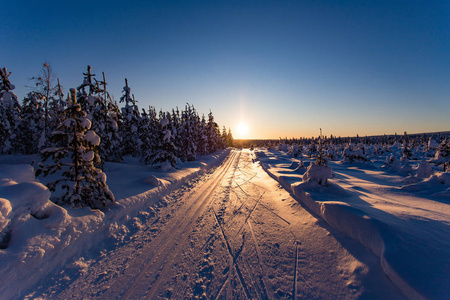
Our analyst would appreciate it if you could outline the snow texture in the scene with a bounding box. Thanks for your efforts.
[0,149,230,299]
[255,148,450,300]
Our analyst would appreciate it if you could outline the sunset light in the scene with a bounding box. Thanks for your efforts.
[1,1,449,298]
[236,122,249,139]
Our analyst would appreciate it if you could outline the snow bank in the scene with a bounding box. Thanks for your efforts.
[255,148,449,300]
[0,149,231,299]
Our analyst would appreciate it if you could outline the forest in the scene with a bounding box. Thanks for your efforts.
[0,64,233,208]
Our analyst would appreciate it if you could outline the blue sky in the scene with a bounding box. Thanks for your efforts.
[2,0,449,138]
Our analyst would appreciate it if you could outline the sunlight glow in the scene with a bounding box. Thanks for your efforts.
[236,122,249,139]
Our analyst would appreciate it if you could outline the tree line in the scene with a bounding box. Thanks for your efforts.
[0,63,234,208]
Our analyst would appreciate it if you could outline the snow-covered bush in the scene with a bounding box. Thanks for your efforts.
[434,140,450,172]
[277,143,288,152]
[302,162,332,185]
[342,145,368,163]
[416,159,433,179]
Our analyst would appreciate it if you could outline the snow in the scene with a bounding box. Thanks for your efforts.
[160,118,169,127]
[1,146,449,299]
[0,149,230,299]
[80,117,91,130]
[84,130,100,146]
[82,150,94,162]
[255,148,450,300]
[21,149,403,299]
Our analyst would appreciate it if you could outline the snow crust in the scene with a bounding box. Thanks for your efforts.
[255,148,450,300]
[0,149,231,299]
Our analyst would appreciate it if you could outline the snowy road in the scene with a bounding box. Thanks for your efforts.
[36,150,403,299]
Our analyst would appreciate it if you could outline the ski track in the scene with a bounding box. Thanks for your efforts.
[32,149,405,299]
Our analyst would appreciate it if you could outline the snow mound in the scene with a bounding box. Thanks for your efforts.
[144,175,161,186]
[161,161,172,172]
[416,159,433,179]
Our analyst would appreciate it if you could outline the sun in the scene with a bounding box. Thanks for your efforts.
[236,122,249,139]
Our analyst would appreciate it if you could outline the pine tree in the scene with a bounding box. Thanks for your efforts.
[226,127,234,147]
[36,89,114,208]
[196,114,208,156]
[178,104,197,161]
[316,130,327,166]
[401,132,412,161]
[146,111,178,170]
[76,65,97,113]
[0,67,20,153]
[47,78,67,142]
[92,72,122,163]
[119,78,141,157]
[206,111,219,153]
[13,92,45,154]
[140,106,160,165]
[32,63,59,140]
[435,139,450,172]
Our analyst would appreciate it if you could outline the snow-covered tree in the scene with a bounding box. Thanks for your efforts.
[119,78,141,157]
[31,62,58,141]
[401,132,412,161]
[206,111,220,153]
[13,92,45,154]
[0,67,20,153]
[91,72,122,163]
[435,139,450,172]
[76,65,97,112]
[36,89,114,208]
[342,144,368,163]
[139,106,159,165]
[146,111,178,171]
[416,159,433,179]
[47,78,67,139]
[316,134,328,166]
[196,114,208,156]
[226,127,234,147]
[178,104,197,161]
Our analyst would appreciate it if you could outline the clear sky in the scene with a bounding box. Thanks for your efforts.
[2,0,449,139]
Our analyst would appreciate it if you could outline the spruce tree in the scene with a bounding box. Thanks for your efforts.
[146,111,178,170]
[140,106,159,165]
[197,114,208,156]
[119,78,141,157]
[31,62,58,142]
[47,78,67,143]
[226,127,234,147]
[0,67,20,153]
[178,104,197,161]
[92,72,122,163]
[206,111,219,153]
[13,92,45,154]
[36,89,114,208]
[435,139,450,172]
